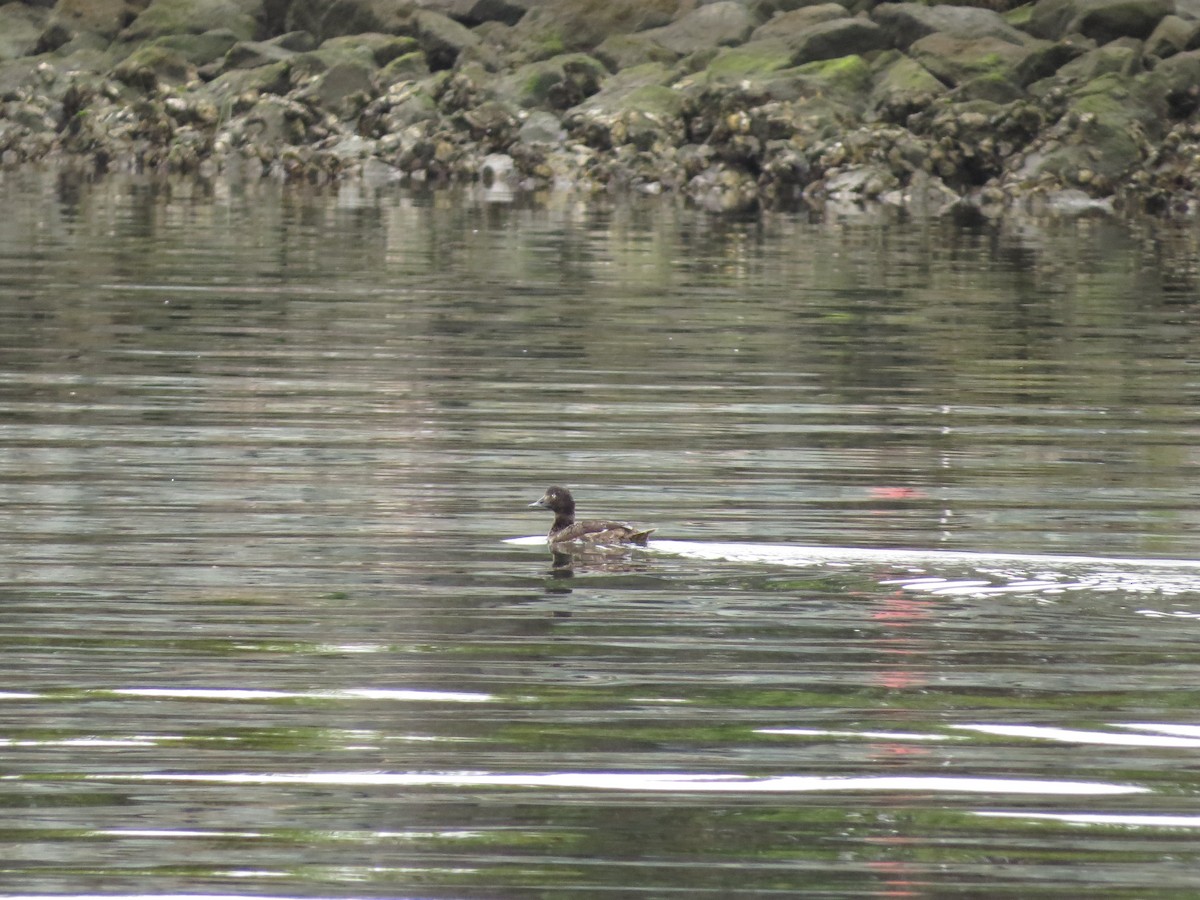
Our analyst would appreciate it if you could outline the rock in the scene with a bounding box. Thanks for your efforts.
[751,4,851,41]
[686,163,759,212]
[777,17,890,66]
[0,2,47,60]
[869,51,945,118]
[1146,47,1200,114]
[750,0,847,17]
[567,62,684,150]
[910,33,1038,87]
[1013,36,1091,85]
[360,80,438,134]
[511,0,681,57]
[1027,0,1172,43]
[223,40,296,70]
[419,0,529,26]
[112,43,195,88]
[286,0,417,42]
[415,9,480,69]
[518,108,566,143]
[823,164,901,200]
[204,58,291,96]
[1012,71,1160,189]
[299,58,376,118]
[643,2,756,56]
[500,52,607,109]
[701,39,795,83]
[1050,36,1144,83]
[151,29,241,66]
[593,32,679,71]
[42,0,130,44]
[120,0,262,43]
[1145,14,1200,57]
[321,32,419,66]
[777,53,874,103]
[378,50,430,83]
[871,2,1033,49]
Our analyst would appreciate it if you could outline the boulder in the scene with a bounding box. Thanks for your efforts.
[414,9,480,69]
[751,4,848,39]
[780,17,890,65]
[910,33,1039,87]
[593,32,679,71]
[140,30,241,68]
[517,108,566,143]
[869,51,945,117]
[41,0,130,45]
[223,39,296,70]
[1144,13,1200,56]
[511,0,681,57]
[701,39,795,83]
[1052,37,1144,82]
[567,62,685,149]
[500,52,607,109]
[378,50,430,83]
[1145,46,1200,114]
[321,32,419,67]
[871,2,1033,49]
[0,2,47,60]
[298,58,376,117]
[1027,0,1172,42]
[112,43,195,88]
[286,0,417,42]
[643,2,756,56]
[120,0,262,43]
[750,0,848,16]
[419,0,529,26]
[687,163,759,212]
[1012,71,1162,189]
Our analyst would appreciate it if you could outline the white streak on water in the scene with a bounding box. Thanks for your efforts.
[80,770,1148,795]
[506,537,1200,596]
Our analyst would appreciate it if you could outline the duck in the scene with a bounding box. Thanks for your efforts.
[528,485,655,545]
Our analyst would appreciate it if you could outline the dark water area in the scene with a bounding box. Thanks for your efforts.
[4,169,1200,897]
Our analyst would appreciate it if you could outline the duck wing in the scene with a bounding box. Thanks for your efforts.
[551,520,655,545]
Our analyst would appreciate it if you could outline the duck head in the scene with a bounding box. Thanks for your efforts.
[529,485,575,515]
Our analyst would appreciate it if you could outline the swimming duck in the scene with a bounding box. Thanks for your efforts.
[528,486,655,545]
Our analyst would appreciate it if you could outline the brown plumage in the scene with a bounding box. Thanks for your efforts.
[528,486,655,546]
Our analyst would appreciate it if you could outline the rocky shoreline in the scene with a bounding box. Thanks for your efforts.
[4,0,1200,215]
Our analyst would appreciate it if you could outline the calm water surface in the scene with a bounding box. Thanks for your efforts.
[4,170,1200,897]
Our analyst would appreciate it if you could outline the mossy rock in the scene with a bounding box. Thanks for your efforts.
[593,33,679,72]
[321,33,419,67]
[378,50,429,84]
[204,59,292,97]
[500,52,608,109]
[149,29,241,66]
[702,39,796,82]
[910,32,1035,87]
[120,0,260,43]
[870,51,946,116]
[789,53,873,97]
[511,0,681,57]
[112,43,194,88]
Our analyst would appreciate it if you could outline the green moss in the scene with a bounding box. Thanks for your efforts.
[623,84,686,118]
[704,39,794,81]
[795,53,872,95]
[1004,2,1035,26]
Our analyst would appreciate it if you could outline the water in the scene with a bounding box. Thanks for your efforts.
[3,169,1200,897]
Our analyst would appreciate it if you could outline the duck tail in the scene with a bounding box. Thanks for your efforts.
[628,528,656,545]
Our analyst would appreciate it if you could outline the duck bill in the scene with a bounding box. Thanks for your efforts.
[528,496,549,509]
